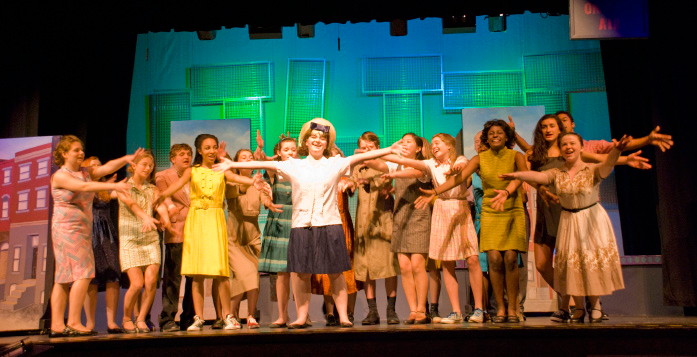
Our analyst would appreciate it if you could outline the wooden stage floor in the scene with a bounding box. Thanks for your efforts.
[3,316,697,356]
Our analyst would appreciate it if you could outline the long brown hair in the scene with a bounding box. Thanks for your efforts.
[432,133,457,164]
[529,114,565,170]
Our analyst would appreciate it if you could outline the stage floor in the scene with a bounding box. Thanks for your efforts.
[4,316,697,356]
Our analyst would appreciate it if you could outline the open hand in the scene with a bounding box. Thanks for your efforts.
[612,135,633,152]
[212,157,234,172]
[126,148,146,167]
[626,150,652,170]
[414,187,436,210]
[648,126,673,152]
[490,189,509,211]
[217,141,229,160]
[537,185,559,206]
[141,216,159,232]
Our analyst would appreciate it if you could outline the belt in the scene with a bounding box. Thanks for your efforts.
[561,202,597,213]
[190,201,223,210]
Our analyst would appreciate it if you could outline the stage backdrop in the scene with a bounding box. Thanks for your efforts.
[169,119,251,321]
[0,136,59,332]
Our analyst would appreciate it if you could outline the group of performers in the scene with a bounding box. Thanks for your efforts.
[46,113,673,336]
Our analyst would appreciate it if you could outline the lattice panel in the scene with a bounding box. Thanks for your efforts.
[224,99,263,152]
[383,93,423,145]
[190,62,273,105]
[149,91,190,169]
[284,59,326,136]
[525,92,565,114]
[524,51,605,91]
[443,71,524,109]
[362,55,442,94]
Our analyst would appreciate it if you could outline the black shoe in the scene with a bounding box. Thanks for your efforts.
[211,319,224,330]
[65,326,98,337]
[48,328,70,338]
[414,311,431,325]
[287,323,308,329]
[429,305,441,323]
[601,310,609,320]
[570,309,586,323]
[269,322,287,328]
[386,308,400,325]
[362,310,380,325]
[160,321,179,332]
[107,327,124,334]
[325,314,339,327]
[348,312,354,324]
[589,309,604,323]
[550,309,571,323]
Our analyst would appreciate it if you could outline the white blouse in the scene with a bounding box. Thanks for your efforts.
[423,156,471,200]
[275,156,351,228]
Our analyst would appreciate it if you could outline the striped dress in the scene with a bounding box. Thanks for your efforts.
[51,167,96,283]
[425,157,479,261]
[258,172,292,273]
[118,178,161,271]
[479,147,527,252]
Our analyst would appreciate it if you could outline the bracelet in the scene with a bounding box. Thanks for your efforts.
[504,190,510,197]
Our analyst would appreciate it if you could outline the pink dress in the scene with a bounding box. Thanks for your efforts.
[51,167,96,283]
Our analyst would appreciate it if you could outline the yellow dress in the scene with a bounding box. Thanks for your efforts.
[181,166,229,277]
[479,147,527,252]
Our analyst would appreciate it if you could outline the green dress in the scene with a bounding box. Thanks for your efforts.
[479,147,527,252]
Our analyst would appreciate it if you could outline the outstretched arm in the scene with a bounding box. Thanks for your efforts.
[213,157,278,173]
[381,154,428,172]
[499,170,552,186]
[52,171,130,194]
[89,148,145,180]
[489,152,527,211]
[624,126,673,152]
[158,168,192,198]
[597,135,631,178]
[348,141,402,168]
[582,151,651,170]
[382,168,425,180]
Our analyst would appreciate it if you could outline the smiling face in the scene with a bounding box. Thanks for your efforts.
[430,136,450,161]
[198,138,219,166]
[305,130,328,158]
[277,140,297,161]
[133,155,155,179]
[540,118,562,143]
[486,125,508,150]
[558,113,575,133]
[559,134,583,163]
[401,134,421,159]
[62,142,85,166]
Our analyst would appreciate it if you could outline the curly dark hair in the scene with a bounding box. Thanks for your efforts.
[528,114,565,170]
[481,119,516,150]
[192,134,220,166]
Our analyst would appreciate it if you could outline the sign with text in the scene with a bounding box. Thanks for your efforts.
[570,0,649,39]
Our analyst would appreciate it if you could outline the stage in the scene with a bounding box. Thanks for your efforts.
[3,316,697,356]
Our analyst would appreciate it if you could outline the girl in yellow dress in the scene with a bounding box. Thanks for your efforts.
[158,134,268,331]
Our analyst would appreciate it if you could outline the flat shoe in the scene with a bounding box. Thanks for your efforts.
[414,316,432,324]
[492,316,507,323]
[66,326,97,336]
[287,323,307,329]
[107,327,124,334]
[49,328,70,338]
[269,322,287,328]
[339,322,353,328]
[507,316,520,323]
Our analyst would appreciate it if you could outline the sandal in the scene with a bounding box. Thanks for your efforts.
[122,320,137,334]
[136,320,151,333]
[404,311,417,325]
[492,315,507,323]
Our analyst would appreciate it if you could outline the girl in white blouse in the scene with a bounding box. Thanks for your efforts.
[214,118,401,328]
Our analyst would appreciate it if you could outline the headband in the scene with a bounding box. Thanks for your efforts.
[310,122,330,133]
